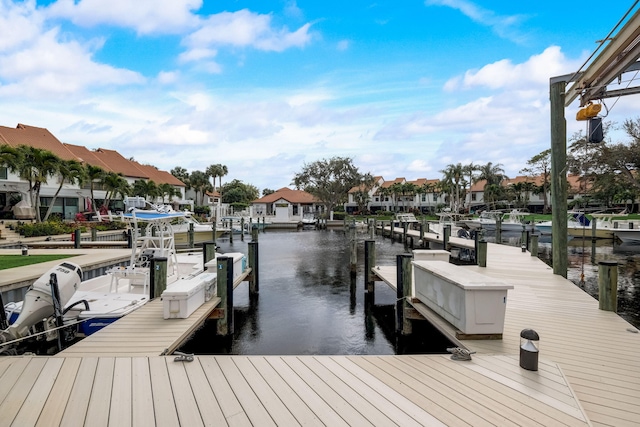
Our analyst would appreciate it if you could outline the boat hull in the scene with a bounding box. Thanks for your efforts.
[613,229,640,243]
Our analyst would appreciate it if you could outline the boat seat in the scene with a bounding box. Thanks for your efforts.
[108,266,149,295]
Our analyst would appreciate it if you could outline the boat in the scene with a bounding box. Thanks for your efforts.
[535,212,627,238]
[393,213,419,228]
[1,207,244,354]
[428,211,465,237]
[461,209,535,232]
[612,227,640,243]
[301,213,317,228]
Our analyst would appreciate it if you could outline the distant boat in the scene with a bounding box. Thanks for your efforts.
[612,228,640,243]
[536,212,627,239]
[460,209,535,232]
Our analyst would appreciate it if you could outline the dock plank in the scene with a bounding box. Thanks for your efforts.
[12,358,64,427]
[60,357,98,427]
[0,357,47,427]
[35,357,81,427]
[131,357,155,427]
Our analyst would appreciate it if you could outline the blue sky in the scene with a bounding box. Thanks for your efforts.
[1,1,639,193]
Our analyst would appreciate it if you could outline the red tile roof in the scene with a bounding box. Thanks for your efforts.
[0,124,77,160]
[253,187,318,204]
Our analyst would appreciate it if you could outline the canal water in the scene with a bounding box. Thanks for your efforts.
[179,228,640,356]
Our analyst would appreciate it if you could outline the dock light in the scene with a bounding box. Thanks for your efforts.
[576,102,601,121]
[519,329,540,371]
[21,246,28,256]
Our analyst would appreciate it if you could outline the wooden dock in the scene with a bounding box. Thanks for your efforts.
[1,237,639,425]
[372,239,640,427]
[58,269,251,358]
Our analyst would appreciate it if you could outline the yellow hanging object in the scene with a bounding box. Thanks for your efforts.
[576,102,601,121]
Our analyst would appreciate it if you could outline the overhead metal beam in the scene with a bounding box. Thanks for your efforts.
[565,8,640,107]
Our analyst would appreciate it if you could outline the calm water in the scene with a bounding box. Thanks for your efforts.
[179,228,640,355]
[179,229,454,355]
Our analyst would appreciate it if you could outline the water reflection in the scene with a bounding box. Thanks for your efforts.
[179,229,454,355]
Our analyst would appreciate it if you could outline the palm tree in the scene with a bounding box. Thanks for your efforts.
[440,163,465,212]
[206,163,228,195]
[476,162,508,210]
[102,172,130,210]
[158,183,179,203]
[189,171,211,205]
[133,179,159,202]
[85,164,105,213]
[17,146,61,222]
[462,163,479,212]
[43,159,86,221]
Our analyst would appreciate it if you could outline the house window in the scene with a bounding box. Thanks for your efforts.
[421,195,426,202]
[384,197,389,202]
[471,193,476,201]
[433,195,437,201]
[374,197,379,202]
[0,167,7,179]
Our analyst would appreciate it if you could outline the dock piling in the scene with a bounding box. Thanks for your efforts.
[248,241,259,295]
[598,261,618,312]
[188,223,194,248]
[364,240,376,293]
[349,223,357,275]
[203,241,216,267]
[150,257,168,299]
[496,218,502,244]
[530,235,539,257]
[396,254,413,335]
[477,240,487,267]
[216,256,234,336]
[443,225,451,250]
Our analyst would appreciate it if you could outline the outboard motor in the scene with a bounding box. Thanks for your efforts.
[1,262,82,342]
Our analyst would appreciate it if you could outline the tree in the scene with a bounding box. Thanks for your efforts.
[476,162,508,210]
[262,188,275,197]
[102,172,130,211]
[351,175,376,213]
[221,179,260,204]
[43,159,86,221]
[206,163,228,195]
[439,163,465,212]
[521,149,551,213]
[85,164,105,213]
[188,170,211,205]
[170,166,190,189]
[462,163,479,212]
[133,179,159,202]
[158,183,179,203]
[13,146,61,222]
[292,157,371,214]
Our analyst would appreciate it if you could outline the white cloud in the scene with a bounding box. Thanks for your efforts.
[0,0,42,52]
[444,46,579,91]
[157,71,179,85]
[182,9,312,56]
[337,40,350,51]
[425,0,528,42]
[46,0,202,35]
[0,27,144,97]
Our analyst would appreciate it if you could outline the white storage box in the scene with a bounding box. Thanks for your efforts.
[413,260,513,336]
[204,252,247,283]
[412,249,450,262]
[162,272,217,319]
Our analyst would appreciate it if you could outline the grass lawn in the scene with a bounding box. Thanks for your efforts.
[0,255,77,270]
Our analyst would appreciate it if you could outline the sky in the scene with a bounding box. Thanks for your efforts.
[2,1,640,193]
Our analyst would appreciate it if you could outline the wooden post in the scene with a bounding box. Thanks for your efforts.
[188,222,194,248]
[229,224,234,243]
[530,234,539,257]
[424,222,430,249]
[240,218,245,241]
[212,221,217,245]
[474,231,479,263]
[203,241,216,268]
[396,254,413,335]
[127,229,133,249]
[591,218,598,264]
[74,229,81,249]
[495,218,502,244]
[598,261,618,312]
[443,225,450,250]
[216,256,234,336]
[390,220,395,240]
[550,78,568,277]
[248,241,259,295]
[150,257,167,299]
[364,240,376,293]
[251,226,258,242]
[402,222,408,244]
[477,240,487,267]
[91,227,97,241]
[349,223,357,275]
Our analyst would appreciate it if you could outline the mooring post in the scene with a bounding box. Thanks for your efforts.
[591,219,598,263]
[251,226,258,242]
[530,234,539,257]
[477,240,487,267]
[212,221,217,245]
[396,254,413,335]
[364,240,376,293]
[188,222,194,248]
[74,229,81,249]
[229,224,234,243]
[216,256,234,336]
[474,231,479,263]
[598,261,618,312]
[91,227,97,241]
[496,218,502,244]
[127,229,133,249]
[349,223,357,275]
[402,222,408,245]
[443,225,450,250]
[150,257,168,299]
[248,241,259,295]
[240,218,245,241]
[203,241,216,268]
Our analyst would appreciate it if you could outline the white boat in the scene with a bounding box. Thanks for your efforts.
[428,212,465,237]
[612,227,640,243]
[301,213,317,227]
[1,207,245,354]
[535,212,627,239]
[461,209,535,232]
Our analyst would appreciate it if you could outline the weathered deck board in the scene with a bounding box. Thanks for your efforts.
[0,354,591,427]
[373,238,640,427]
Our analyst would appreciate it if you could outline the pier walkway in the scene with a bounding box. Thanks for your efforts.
[372,239,640,427]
